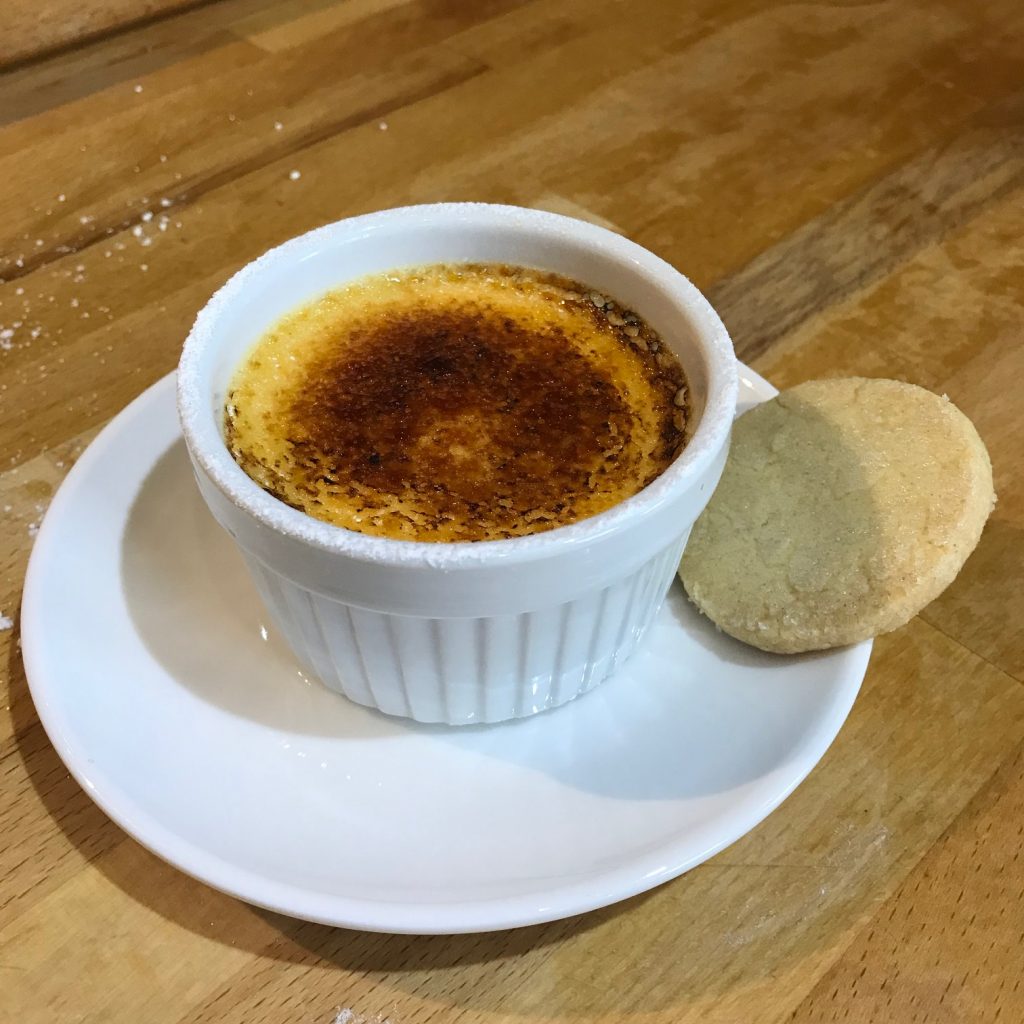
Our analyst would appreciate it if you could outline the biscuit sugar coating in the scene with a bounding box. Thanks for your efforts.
[680,378,995,653]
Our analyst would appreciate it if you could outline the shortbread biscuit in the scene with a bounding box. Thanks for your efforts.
[680,378,994,653]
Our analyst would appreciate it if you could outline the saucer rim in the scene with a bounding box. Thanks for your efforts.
[20,368,871,934]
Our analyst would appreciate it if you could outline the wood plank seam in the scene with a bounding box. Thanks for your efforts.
[711,93,1024,364]
[918,610,1024,687]
[0,0,220,74]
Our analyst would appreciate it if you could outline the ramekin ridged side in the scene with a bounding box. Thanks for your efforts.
[178,203,737,724]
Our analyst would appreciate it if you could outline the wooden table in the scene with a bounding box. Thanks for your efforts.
[2,1,1022,1021]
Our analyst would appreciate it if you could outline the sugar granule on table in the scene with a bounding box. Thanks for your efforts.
[0,614,13,632]
[331,1010,394,1024]
[289,169,301,181]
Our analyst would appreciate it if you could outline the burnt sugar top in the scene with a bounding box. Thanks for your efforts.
[225,263,689,542]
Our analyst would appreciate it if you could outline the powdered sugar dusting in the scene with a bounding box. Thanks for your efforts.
[331,1010,394,1024]
[723,822,893,949]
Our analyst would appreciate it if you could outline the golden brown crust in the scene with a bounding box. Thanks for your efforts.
[225,264,689,541]
[679,378,995,653]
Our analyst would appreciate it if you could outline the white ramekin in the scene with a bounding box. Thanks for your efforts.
[177,203,736,724]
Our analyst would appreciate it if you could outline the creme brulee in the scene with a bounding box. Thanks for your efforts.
[224,263,689,542]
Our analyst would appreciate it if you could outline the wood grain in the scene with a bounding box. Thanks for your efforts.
[790,741,1024,1024]
[1,1,1023,1021]
[2,0,208,69]
[710,89,1024,365]
[756,182,1024,683]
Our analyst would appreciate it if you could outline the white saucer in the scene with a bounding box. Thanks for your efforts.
[22,367,871,934]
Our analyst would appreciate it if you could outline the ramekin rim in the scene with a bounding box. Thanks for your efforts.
[177,202,737,569]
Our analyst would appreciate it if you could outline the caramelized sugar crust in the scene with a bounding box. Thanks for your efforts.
[225,264,689,541]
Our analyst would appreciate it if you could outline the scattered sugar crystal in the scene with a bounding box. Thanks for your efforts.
[0,614,13,631]
[141,211,153,222]
[134,84,143,93]
[378,121,388,131]
[289,170,301,180]
[274,121,283,131]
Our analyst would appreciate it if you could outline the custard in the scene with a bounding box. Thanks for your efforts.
[225,263,689,542]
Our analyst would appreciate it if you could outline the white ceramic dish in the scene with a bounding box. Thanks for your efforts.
[178,203,738,723]
[21,368,871,935]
